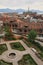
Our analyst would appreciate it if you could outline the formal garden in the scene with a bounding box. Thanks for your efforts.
[0,26,43,65]
[10,42,25,51]
[18,54,37,65]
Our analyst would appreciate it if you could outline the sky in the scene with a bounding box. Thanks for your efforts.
[0,0,43,10]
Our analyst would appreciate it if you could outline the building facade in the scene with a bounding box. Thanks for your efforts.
[3,17,43,37]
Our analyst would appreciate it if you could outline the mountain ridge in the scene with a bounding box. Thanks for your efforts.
[0,8,43,14]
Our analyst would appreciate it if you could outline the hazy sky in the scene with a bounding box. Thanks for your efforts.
[0,0,43,10]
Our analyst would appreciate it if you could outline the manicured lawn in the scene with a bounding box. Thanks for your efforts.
[18,54,37,65]
[0,44,7,55]
[0,60,12,65]
[10,42,25,51]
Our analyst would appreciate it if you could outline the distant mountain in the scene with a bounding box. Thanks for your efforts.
[0,8,43,14]
[15,9,25,14]
[0,8,25,13]
[0,8,14,13]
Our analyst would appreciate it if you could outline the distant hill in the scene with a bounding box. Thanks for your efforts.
[0,8,43,14]
[0,8,25,13]
[0,8,15,13]
[15,9,25,14]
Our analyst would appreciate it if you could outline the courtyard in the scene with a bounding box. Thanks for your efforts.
[0,40,43,65]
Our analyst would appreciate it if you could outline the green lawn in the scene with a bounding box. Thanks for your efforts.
[23,39,34,47]
[39,52,43,58]
[38,52,43,60]
[10,42,25,51]
[18,54,37,65]
[28,41,43,60]
[0,44,7,55]
[0,60,12,65]
[23,39,43,60]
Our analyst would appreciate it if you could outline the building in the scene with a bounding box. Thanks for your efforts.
[0,13,43,37]
[3,17,43,37]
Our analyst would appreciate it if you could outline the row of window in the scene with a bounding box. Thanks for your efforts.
[3,23,43,33]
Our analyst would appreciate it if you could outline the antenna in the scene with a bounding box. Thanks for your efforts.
[28,6,30,12]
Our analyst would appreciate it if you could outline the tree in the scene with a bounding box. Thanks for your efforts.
[4,25,12,40]
[4,25,16,40]
[28,30,37,42]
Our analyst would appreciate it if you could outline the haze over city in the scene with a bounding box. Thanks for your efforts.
[0,0,43,10]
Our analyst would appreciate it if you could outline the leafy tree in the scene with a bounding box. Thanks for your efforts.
[28,30,37,42]
[4,25,13,40]
[4,25,16,40]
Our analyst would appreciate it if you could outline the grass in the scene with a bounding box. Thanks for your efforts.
[32,41,43,51]
[39,53,43,58]
[10,42,25,51]
[23,39,43,60]
[30,41,43,60]
[23,39,43,51]
[23,39,34,47]
[0,60,12,65]
[18,54,37,65]
[5,37,16,41]
[0,44,7,55]
[38,52,43,60]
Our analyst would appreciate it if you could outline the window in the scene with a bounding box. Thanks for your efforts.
[15,24,18,27]
[19,29,22,32]
[24,26,28,28]
[39,29,42,33]
[24,29,27,32]
[12,24,14,27]
[10,21,13,23]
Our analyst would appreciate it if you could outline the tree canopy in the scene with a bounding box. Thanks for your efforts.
[28,30,37,42]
